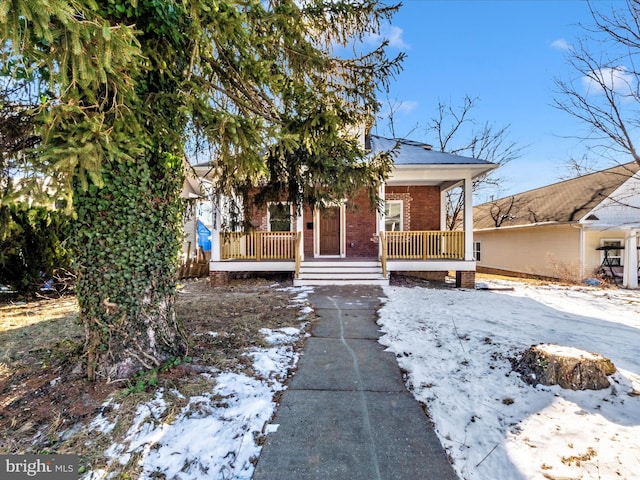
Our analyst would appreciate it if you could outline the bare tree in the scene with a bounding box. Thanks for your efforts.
[427,96,524,230]
[489,196,517,228]
[378,94,418,139]
[554,0,640,169]
[558,154,603,180]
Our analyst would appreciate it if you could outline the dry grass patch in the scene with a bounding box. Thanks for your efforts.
[0,276,310,477]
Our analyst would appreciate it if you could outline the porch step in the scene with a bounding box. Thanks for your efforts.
[294,261,389,286]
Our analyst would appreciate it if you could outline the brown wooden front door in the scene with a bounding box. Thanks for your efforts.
[319,207,341,255]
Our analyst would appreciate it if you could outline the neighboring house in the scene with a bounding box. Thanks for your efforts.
[473,162,640,288]
[181,161,208,258]
[181,160,218,265]
[195,134,496,287]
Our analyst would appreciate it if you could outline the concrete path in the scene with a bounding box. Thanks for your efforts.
[252,285,458,480]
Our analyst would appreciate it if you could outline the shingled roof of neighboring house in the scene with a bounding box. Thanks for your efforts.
[474,162,640,230]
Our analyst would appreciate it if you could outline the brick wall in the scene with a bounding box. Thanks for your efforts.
[386,185,441,230]
[241,185,441,258]
[303,206,314,257]
[345,191,378,257]
[210,270,229,286]
[455,271,476,289]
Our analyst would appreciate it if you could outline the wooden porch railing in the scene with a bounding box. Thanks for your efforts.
[383,231,465,260]
[221,231,297,260]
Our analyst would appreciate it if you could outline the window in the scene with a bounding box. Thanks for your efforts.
[384,201,403,231]
[268,203,292,232]
[473,241,481,262]
[600,239,623,266]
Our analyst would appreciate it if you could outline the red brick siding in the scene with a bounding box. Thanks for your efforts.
[346,191,378,257]
[210,270,229,286]
[386,185,441,231]
[241,185,440,258]
[303,206,314,257]
[456,271,476,289]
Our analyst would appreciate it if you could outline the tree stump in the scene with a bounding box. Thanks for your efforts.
[514,344,616,390]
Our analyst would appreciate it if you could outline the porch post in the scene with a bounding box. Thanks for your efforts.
[463,176,474,261]
[296,213,304,261]
[440,188,447,231]
[210,196,222,262]
[378,182,386,258]
[623,230,638,289]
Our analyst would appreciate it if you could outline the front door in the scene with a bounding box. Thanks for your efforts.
[319,207,341,255]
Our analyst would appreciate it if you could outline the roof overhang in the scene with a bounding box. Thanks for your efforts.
[474,221,576,232]
[387,163,498,187]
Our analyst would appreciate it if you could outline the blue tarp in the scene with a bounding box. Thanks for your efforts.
[197,220,211,252]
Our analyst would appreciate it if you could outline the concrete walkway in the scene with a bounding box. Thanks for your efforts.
[252,285,458,480]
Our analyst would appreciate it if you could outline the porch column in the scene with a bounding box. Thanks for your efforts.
[296,213,304,261]
[210,196,222,262]
[463,176,474,261]
[378,182,386,258]
[440,189,447,231]
[623,230,638,289]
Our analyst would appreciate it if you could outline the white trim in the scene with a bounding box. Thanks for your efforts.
[473,241,481,262]
[378,183,385,258]
[384,200,403,231]
[623,231,639,288]
[463,176,474,261]
[600,238,624,266]
[313,203,346,258]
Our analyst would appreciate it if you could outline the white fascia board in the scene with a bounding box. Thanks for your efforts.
[474,221,576,233]
[387,164,497,185]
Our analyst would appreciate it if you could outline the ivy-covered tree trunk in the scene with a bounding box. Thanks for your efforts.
[73,156,187,381]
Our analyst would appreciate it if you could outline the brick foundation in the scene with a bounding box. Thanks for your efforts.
[210,270,229,287]
[456,271,475,289]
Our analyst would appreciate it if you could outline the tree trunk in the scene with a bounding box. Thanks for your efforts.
[73,156,187,381]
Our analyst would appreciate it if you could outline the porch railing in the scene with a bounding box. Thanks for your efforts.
[221,231,297,260]
[384,231,465,260]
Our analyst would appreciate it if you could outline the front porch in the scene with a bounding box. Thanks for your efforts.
[209,230,476,287]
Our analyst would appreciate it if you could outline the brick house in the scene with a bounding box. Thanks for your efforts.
[199,134,496,287]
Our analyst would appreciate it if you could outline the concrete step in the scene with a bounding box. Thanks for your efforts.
[296,260,388,286]
[299,266,382,274]
[294,278,389,286]
[300,273,384,280]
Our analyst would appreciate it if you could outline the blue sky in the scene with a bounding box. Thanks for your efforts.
[371,0,614,200]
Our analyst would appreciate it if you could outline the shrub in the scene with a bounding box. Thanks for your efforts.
[0,203,72,295]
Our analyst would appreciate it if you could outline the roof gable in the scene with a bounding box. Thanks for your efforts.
[474,162,640,229]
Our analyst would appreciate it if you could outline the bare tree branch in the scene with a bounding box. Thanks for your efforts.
[425,96,524,230]
[555,0,640,169]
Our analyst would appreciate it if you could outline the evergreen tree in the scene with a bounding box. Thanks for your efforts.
[1,0,403,381]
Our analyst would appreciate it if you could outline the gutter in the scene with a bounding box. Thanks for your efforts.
[474,221,577,233]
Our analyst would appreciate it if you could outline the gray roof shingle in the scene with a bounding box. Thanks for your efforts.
[370,135,495,166]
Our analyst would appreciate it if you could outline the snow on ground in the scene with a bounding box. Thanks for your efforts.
[85,287,313,480]
[378,280,640,480]
[83,282,640,480]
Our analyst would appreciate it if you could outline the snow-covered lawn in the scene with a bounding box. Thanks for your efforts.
[83,281,640,480]
[378,280,640,480]
[84,287,313,480]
